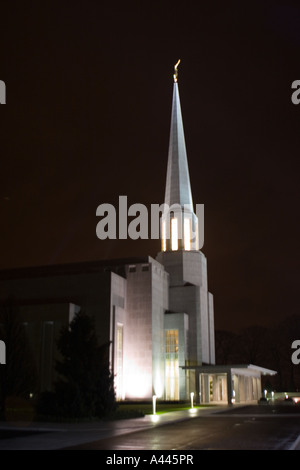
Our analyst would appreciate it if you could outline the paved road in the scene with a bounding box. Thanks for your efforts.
[65,416,300,450]
[1,405,300,451]
[65,411,300,450]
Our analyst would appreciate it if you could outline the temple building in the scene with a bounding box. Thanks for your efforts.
[0,64,276,405]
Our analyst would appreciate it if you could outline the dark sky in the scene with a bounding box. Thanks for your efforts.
[0,1,300,332]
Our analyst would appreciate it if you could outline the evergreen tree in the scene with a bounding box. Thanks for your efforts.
[48,310,116,419]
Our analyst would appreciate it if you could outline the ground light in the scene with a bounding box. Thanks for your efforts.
[190,392,194,409]
[152,395,157,415]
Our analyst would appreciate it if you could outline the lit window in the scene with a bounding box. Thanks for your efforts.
[171,218,178,251]
[162,220,167,252]
[165,329,179,400]
[184,218,191,251]
[165,330,179,353]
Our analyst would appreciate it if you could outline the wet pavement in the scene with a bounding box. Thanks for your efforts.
[0,406,226,450]
[0,405,300,450]
[65,406,300,451]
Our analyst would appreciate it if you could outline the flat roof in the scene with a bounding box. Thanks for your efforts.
[182,363,277,376]
[0,256,153,280]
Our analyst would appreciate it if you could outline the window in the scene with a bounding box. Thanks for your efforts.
[171,218,178,251]
[162,220,167,252]
[129,265,136,273]
[165,329,179,400]
[166,329,179,354]
[142,264,149,272]
[184,218,191,251]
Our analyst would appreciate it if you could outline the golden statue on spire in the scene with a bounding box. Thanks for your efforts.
[173,59,181,82]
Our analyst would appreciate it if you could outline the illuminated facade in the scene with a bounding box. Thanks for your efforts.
[0,67,275,404]
[0,69,214,402]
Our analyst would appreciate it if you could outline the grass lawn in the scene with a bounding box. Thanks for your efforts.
[115,402,214,418]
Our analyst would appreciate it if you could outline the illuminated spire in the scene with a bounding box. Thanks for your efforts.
[161,62,198,252]
[164,61,193,208]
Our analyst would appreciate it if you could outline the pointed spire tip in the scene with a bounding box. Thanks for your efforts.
[173,59,181,82]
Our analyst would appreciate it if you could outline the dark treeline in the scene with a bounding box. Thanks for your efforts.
[0,299,116,421]
[215,314,300,392]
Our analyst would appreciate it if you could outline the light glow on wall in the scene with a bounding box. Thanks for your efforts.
[124,362,153,399]
[125,373,152,398]
[116,324,124,400]
[154,371,163,398]
[171,218,178,251]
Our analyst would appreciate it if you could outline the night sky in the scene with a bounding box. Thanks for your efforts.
[1,1,300,333]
